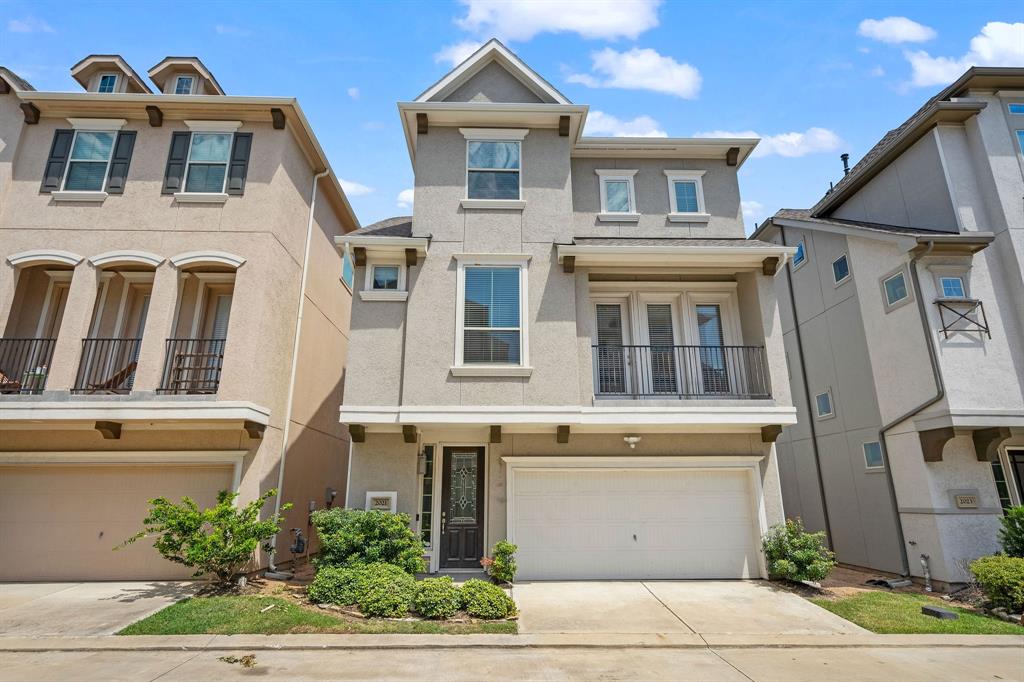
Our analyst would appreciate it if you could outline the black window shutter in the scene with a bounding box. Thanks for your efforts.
[162,131,192,194]
[40,129,74,193]
[226,132,253,195]
[104,131,137,194]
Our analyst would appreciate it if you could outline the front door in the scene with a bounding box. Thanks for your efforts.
[440,446,485,569]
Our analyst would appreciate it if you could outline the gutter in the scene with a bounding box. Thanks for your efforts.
[778,225,834,547]
[268,167,330,571]
[876,240,945,577]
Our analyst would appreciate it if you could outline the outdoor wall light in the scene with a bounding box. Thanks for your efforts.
[623,435,642,449]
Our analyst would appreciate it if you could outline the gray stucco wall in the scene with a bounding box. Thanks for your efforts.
[442,60,548,104]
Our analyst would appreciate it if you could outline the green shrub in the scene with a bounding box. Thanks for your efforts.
[970,555,1024,611]
[482,541,517,584]
[310,508,424,574]
[460,579,516,619]
[998,506,1024,558]
[356,563,416,617]
[119,489,290,586]
[762,518,836,583]
[307,565,364,606]
[412,576,462,619]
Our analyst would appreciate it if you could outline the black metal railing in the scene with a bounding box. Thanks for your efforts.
[72,338,142,394]
[592,344,772,399]
[0,338,57,394]
[936,298,990,339]
[158,338,226,394]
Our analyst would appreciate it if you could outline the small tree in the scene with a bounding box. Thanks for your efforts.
[998,506,1024,558]
[762,518,836,583]
[481,540,517,584]
[311,508,424,574]
[119,489,290,586]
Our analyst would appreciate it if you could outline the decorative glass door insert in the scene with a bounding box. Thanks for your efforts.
[449,452,479,524]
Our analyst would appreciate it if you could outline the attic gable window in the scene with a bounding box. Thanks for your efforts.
[460,128,527,208]
[175,76,195,95]
[97,74,118,93]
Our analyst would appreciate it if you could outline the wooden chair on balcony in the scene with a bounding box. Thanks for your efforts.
[0,370,21,394]
[85,361,137,394]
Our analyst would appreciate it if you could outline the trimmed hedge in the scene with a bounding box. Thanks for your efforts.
[970,555,1024,612]
[310,508,425,574]
[413,576,461,619]
[356,563,417,617]
[460,579,516,619]
[762,518,836,583]
[307,565,363,606]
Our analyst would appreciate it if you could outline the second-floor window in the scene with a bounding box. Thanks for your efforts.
[664,170,707,218]
[883,271,909,307]
[372,265,400,290]
[792,241,807,269]
[163,128,252,197]
[939,276,965,298]
[175,76,195,95]
[185,133,232,193]
[597,169,638,217]
[467,140,520,200]
[64,131,115,192]
[97,74,118,93]
[459,264,524,366]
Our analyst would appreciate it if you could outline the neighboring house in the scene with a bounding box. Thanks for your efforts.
[339,40,796,580]
[0,56,358,581]
[753,67,1024,588]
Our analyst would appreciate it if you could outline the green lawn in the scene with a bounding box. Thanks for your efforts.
[119,596,517,635]
[811,591,1022,635]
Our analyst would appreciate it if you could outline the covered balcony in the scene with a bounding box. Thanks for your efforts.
[0,265,71,394]
[157,270,234,395]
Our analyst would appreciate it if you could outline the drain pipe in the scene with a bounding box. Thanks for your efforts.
[268,167,331,573]
[778,225,834,547]
[920,554,933,592]
[877,240,944,578]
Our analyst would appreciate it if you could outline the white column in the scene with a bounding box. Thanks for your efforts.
[132,263,180,392]
[45,261,98,390]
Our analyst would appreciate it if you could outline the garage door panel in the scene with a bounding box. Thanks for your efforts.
[512,466,761,580]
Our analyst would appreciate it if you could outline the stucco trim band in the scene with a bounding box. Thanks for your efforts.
[89,250,165,268]
[0,400,270,425]
[170,250,246,269]
[7,249,84,268]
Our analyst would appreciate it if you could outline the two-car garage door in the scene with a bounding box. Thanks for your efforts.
[510,464,763,580]
[0,464,234,582]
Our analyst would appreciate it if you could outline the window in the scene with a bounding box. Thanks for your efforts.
[1009,103,1024,115]
[174,76,194,95]
[832,254,850,284]
[814,390,833,418]
[97,74,118,93]
[372,265,399,290]
[792,241,807,268]
[460,265,523,366]
[992,461,1013,513]
[883,271,909,306]
[664,170,707,219]
[63,131,115,192]
[597,170,638,217]
[341,245,354,290]
[185,132,232,193]
[419,445,435,546]
[466,140,520,200]
[939,276,965,298]
[1017,130,1024,154]
[863,441,884,470]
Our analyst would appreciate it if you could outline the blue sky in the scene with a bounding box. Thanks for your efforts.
[2,1,1022,232]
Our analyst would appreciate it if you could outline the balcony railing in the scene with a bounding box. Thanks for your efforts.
[158,338,226,394]
[593,345,772,399]
[72,338,141,394]
[0,338,57,394]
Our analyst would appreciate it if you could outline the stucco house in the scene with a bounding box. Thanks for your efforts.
[753,67,1024,588]
[339,41,797,580]
[0,56,357,580]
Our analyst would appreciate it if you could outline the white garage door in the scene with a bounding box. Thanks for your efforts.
[0,464,234,581]
[511,466,762,580]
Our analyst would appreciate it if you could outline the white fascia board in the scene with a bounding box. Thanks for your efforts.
[0,400,271,425]
[556,244,796,268]
[573,137,759,165]
[502,455,764,467]
[771,217,922,250]
[334,235,429,255]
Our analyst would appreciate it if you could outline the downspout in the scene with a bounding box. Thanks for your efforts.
[268,167,331,571]
[778,225,834,546]
[877,240,944,578]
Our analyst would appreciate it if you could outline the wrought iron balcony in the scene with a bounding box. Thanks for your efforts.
[158,338,226,394]
[592,344,772,399]
[72,338,141,394]
[0,338,56,394]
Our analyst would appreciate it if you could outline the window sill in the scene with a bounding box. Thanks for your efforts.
[667,212,711,223]
[359,290,409,302]
[51,190,108,203]
[173,192,229,204]
[450,365,533,377]
[597,212,640,222]
[461,199,526,210]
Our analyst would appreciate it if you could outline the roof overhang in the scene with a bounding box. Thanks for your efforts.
[0,400,270,429]
[334,234,429,257]
[70,55,152,93]
[945,67,1024,97]
[557,243,795,269]
[911,233,995,256]
[762,215,996,255]
[573,137,759,166]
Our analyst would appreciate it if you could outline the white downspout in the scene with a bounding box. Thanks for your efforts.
[268,167,330,572]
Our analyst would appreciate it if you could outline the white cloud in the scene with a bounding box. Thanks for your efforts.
[858,17,936,44]
[454,0,659,42]
[434,40,484,67]
[397,188,415,210]
[215,24,252,36]
[7,17,54,33]
[695,128,843,158]
[869,66,886,77]
[904,22,1024,87]
[362,121,385,131]
[567,47,701,99]
[584,111,667,138]
[347,87,360,99]
[339,179,374,197]
[741,200,766,224]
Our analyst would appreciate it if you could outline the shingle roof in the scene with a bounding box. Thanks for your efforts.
[764,209,956,238]
[572,237,780,248]
[0,66,34,91]
[348,216,413,237]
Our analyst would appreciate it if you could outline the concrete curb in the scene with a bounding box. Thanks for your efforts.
[0,633,1020,651]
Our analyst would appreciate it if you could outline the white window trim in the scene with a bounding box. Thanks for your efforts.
[66,118,127,131]
[452,253,532,377]
[359,257,408,301]
[831,253,851,286]
[881,267,913,312]
[814,389,835,420]
[664,170,710,222]
[863,441,885,471]
[57,129,117,197]
[937,275,967,300]
[174,75,195,95]
[184,120,242,132]
[179,130,234,196]
[792,240,808,270]
[596,169,639,221]
[97,73,119,93]
[461,129,527,208]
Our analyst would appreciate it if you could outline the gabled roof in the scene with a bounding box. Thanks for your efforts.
[148,56,225,95]
[347,216,413,238]
[70,54,152,93]
[0,66,33,92]
[416,38,570,105]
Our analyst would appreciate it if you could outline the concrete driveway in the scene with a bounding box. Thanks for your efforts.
[0,582,196,636]
[513,581,867,635]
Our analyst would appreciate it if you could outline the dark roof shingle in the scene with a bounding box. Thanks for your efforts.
[348,216,413,238]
